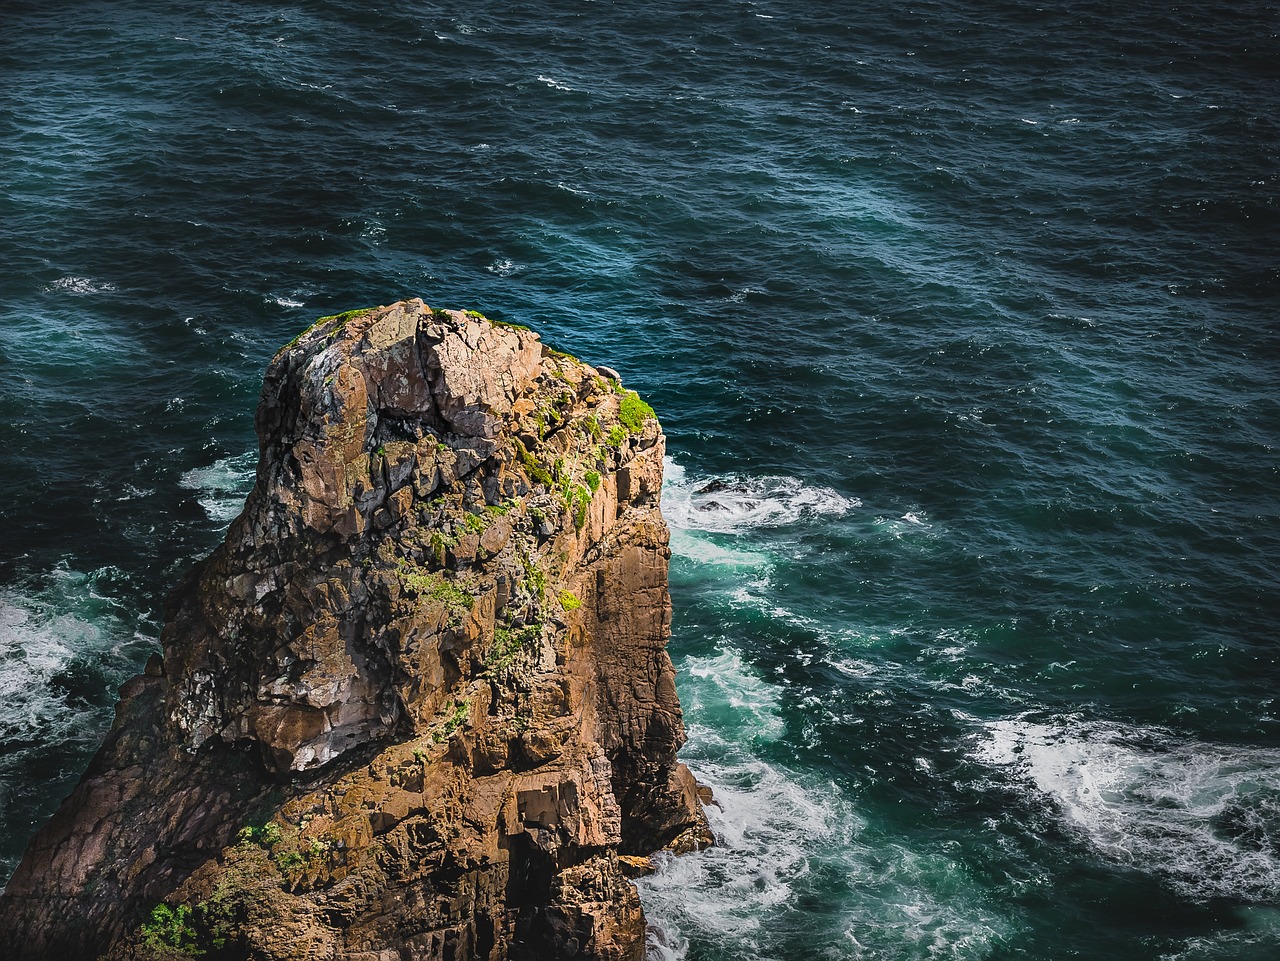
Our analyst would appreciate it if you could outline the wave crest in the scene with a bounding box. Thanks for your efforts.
[975,716,1280,902]
[663,459,859,534]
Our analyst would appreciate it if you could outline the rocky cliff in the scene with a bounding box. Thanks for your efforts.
[0,300,709,960]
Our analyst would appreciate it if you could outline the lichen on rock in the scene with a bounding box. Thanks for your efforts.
[0,299,710,961]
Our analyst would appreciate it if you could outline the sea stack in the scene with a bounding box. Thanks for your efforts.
[0,300,710,959]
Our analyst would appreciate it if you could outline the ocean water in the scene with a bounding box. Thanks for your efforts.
[2,1,1278,957]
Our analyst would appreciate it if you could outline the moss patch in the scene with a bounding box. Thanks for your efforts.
[618,391,655,434]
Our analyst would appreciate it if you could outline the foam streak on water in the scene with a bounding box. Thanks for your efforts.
[975,716,1280,903]
[641,651,1011,961]
[0,570,153,883]
[179,451,256,525]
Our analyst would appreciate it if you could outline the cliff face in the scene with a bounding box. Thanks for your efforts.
[0,300,709,960]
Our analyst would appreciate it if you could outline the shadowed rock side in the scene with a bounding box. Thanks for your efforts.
[0,301,710,960]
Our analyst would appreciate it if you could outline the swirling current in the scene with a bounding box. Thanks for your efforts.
[2,2,1278,958]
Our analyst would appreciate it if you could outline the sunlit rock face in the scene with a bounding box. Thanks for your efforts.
[0,300,709,961]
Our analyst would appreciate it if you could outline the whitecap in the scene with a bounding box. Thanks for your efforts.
[663,458,859,534]
[116,484,154,502]
[46,276,116,295]
[725,285,766,303]
[268,295,305,308]
[641,647,1012,958]
[974,716,1280,901]
[179,451,256,525]
[872,510,936,541]
[537,75,574,92]
[639,752,855,955]
[486,258,518,276]
[668,529,767,570]
[680,650,785,743]
[0,571,146,758]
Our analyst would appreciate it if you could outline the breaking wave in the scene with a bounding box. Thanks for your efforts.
[639,649,1011,960]
[663,459,859,534]
[974,716,1280,902]
[179,451,256,525]
[0,568,153,882]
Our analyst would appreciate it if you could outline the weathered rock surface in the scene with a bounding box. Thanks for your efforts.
[0,300,709,960]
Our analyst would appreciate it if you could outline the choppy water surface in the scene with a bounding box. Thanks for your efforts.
[2,2,1278,957]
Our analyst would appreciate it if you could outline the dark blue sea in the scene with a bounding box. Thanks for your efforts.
[3,1,1279,957]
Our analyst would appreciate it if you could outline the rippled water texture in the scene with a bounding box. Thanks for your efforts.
[2,1,1278,957]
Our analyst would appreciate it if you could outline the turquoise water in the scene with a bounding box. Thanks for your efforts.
[2,2,1278,957]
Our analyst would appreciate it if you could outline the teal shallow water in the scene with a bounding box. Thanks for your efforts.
[2,1,1278,957]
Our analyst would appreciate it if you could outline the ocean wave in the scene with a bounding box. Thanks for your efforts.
[45,276,116,295]
[974,716,1280,902]
[179,451,256,525]
[0,568,153,882]
[667,528,769,571]
[680,650,785,743]
[537,74,574,92]
[663,459,859,534]
[642,648,1010,960]
[1156,907,1280,961]
[0,569,147,759]
[642,647,849,957]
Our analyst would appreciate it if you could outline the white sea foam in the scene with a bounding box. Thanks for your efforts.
[46,276,116,295]
[871,509,937,542]
[269,294,305,308]
[668,528,767,570]
[537,75,574,92]
[681,650,785,743]
[725,284,766,303]
[974,716,1280,901]
[0,600,95,747]
[663,458,859,534]
[1157,906,1280,961]
[179,451,256,524]
[640,649,1012,959]
[486,258,519,275]
[641,650,847,955]
[0,571,144,758]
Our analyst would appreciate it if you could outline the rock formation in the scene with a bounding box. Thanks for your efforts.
[0,300,709,960]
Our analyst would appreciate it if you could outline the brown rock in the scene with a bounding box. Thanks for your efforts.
[0,301,709,960]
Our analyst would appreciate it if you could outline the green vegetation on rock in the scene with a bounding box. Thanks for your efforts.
[397,562,474,626]
[618,391,655,433]
[236,822,282,848]
[487,624,542,672]
[139,904,201,956]
[431,697,472,742]
[514,438,553,486]
[275,307,374,357]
